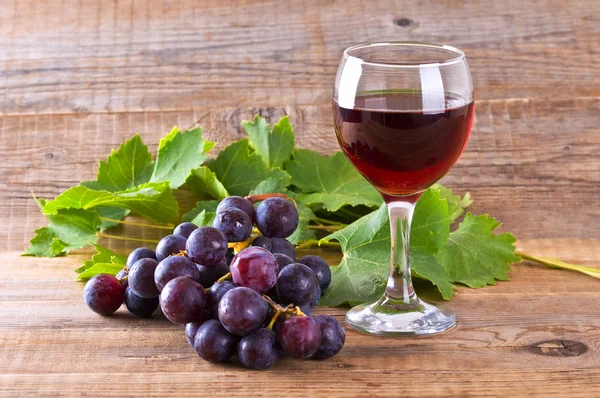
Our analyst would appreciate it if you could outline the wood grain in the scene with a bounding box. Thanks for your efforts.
[1,0,599,115]
[1,0,600,396]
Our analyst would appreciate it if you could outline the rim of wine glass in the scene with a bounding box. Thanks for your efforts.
[343,41,466,68]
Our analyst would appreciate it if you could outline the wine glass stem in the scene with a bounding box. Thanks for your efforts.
[385,200,418,305]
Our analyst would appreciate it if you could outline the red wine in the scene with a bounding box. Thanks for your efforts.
[333,93,474,202]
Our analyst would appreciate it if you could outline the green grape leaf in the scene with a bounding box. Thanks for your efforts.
[150,127,216,189]
[318,204,390,306]
[243,115,295,169]
[42,182,178,224]
[182,200,220,223]
[75,263,125,280]
[249,169,292,195]
[207,139,271,196]
[435,213,520,288]
[186,166,229,200]
[285,149,381,212]
[190,210,216,228]
[250,171,317,244]
[24,208,101,257]
[82,134,154,192]
[76,244,126,274]
[432,183,472,222]
[24,228,67,257]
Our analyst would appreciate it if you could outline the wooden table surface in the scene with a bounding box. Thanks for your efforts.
[2,0,600,396]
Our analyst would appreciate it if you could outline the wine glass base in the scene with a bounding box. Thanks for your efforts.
[345,297,456,337]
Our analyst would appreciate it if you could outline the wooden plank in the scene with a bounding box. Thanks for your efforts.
[0,239,599,396]
[2,97,599,254]
[1,0,599,115]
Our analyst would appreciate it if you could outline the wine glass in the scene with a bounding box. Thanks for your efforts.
[332,42,474,336]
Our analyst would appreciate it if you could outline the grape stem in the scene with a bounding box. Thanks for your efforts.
[261,295,306,317]
[314,217,347,227]
[216,272,232,283]
[296,240,342,250]
[308,225,343,231]
[98,216,173,230]
[245,193,295,204]
[97,233,160,244]
[516,251,600,279]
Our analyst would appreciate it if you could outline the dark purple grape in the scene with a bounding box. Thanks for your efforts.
[155,234,187,261]
[251,235,272,251]
[124,288,159,317]
[312,315,346,359]
[230,247,278,294]
[126,247,156,268]
[193,319,237,363]
[154,256,200,291]
[276,263,318,306]
[115,268,129,288]
[83,274,124,316]
[238,328,279,370]
[218,287,269,336]
[128,258,160,298]
[217,196,256,222]
[272,253,293,272]
[207,280,236,316]
[173,222,198,238]
[278,316,321,358]
[196,258,229,288]
[255,197,299,238]
[160,276,207,324]
[185,319,208,347]
[299,255,331,291]
[270,237,296,261]
[186,227,228,266]
[213,207,252,243]
[311,285,321,308]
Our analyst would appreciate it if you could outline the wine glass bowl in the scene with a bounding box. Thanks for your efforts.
[332,42,474,336]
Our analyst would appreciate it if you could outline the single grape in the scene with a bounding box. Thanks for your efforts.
[217,196,256,222]
[312,315,346,359]
[126,247,156,268]
[83,274,124,316]
[276,263,318,306]
[193,319,237,363]
[251,235,272,251]
[272,253,293,272]
[213,207,252,242]
[128,258,160,298]
[269,237,296,261]
[207,280,236,316]
[186,227,228,266]
[154,255,200,291]
[310,285,321,308]
[255,197,299,238]
[173,222,198,238]
[155,234,187,261]
[115,268,129,289]
[230,247,278,294]
[299,255,332,291]
[160,276,207,324]
[218,287,269,336]
[185,319,208,347]
[196,258,230,288]
[238,328,279,370]
[124,288,159,317]
[278,316,322,359]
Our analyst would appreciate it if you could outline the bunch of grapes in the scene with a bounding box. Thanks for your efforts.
[82,194,345,370]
